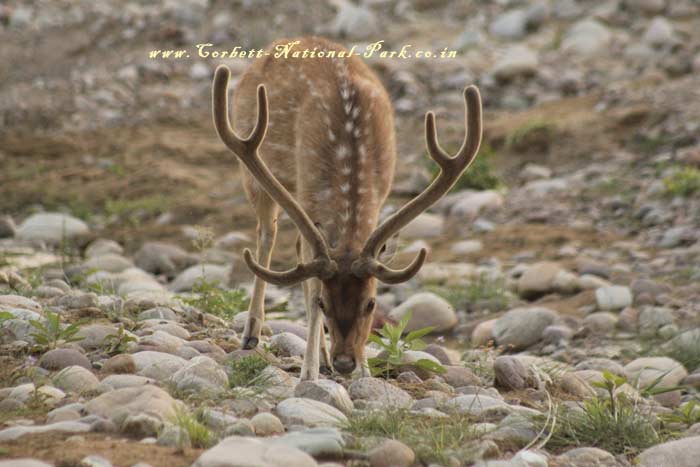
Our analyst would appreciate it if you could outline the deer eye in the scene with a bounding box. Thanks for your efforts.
[365,298,376,314]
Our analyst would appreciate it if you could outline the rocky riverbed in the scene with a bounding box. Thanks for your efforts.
[2,0,700,466]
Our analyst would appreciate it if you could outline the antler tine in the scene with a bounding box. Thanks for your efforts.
[352,248,427,284]
[243,249,336,286]
[213,65,336,284]
[355,86,482,281]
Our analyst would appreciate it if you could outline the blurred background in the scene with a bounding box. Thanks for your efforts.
[1,0,700,301]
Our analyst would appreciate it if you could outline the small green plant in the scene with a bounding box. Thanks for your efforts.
[427,143,502,191]
[345,409,479,465]
[104,325,137,356]
[169,406,213,449]
[181,278,249,320]
[536,370,661,456]
[661,400,700,428]
[0,311,13,324]
[664,167,700,197]
[28,311,84,351]
[506,119,556,152]
[227,354,269,389]
[367,312,445,377]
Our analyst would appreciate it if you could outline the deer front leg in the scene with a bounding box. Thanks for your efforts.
[301,278,322,381]
[242,198,278,349]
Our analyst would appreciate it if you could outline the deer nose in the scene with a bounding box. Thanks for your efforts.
[333,355,356,374]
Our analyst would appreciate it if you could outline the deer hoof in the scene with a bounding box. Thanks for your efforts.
[319,364,333,376]
[242,336,259,349]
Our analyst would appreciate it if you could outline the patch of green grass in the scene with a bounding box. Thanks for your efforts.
[427,143,503,192]
[506,120,556,152]
[169,406,213,449]
[345,409,479,465]
[534,371,662,457]
[367,311,445,378]
[633,134,670,156]
[662,330,700,373]
[180,277,249,320]
[428,273,510,312]
[104,195,170,225]
[663,167,700,197]
[227,354,269,389]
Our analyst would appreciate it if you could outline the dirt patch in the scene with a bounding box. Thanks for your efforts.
[0,432,203,467]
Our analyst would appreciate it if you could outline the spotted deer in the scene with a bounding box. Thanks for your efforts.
[212,37,482,380]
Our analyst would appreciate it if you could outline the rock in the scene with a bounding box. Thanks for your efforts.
[471,319,497,346]
[158,423,190,448]
[76,324,120,350]
[294,380,354,415]
[348,377,413,408]
[639,307,674,338]
[275,398,348,428]
[492,45,538,80]
[0,215,16,238]
[138,330,186,354]
[449,190,504,219]
[82,254,133,273]
[0,421,91,442]
[518,262,568,299]
[134,242,196,277]
[251,412,284,436]
[122,412,163,437]
[388,293,457,333]
[270,332,307,358]
[169,264,229,292]
[595,286,633,310]
[445,394,510,416]
[16,213,89,244]
[659,226,693,248]
[269,427,344,457]
[401,213,444,238]
[102,354,137,374]
[85,385,181,426]
[55,291,99,309]
[368,439,415,467]
[329,0,378,40]
[96,374,155,393]
[624,357,687,391]
[494,356,537,390]
[0,460,52,467]
[267,321,309,340]
[443,366,480,388]
[562,19,611,56]
[85,239,124,258]
[631,0,667,15]
[52,366,99,394]
[583,312,618,335]
[138,308,179,322]
[557,446,616,466]
[487,413,539,447]
[0,295,42,312]
[451,240,483,255]
[492,307,558,350]
[638,436,700,467]
[490,9,528,40]
[644,16,675,47]
[131,351,188,380]
[170,356,228,394]
[192,436,317,467]
[424,343,459,365]
[39,348,91,371]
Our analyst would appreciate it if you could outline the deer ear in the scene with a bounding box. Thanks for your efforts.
[377,233,399,264]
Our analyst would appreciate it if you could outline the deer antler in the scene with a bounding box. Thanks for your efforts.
[213,65,337,284]
[353,85,483,284]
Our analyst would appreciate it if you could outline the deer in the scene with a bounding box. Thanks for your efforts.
[212,37,482,381]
